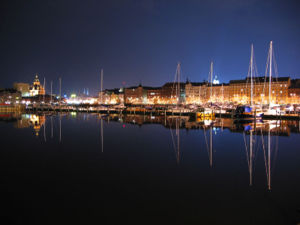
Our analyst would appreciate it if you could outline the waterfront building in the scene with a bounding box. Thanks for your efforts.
[103,76,299,105]
[228,77,290,104]
[288,79,300,104]
[124,85,150,104]
[147,87,162,104]
[185,76,294,105]
[160,82,186,104]
[13,83,30,97]
[185,81,230,104]
[29,74,45,96]
[99,88,124,104]
[0,89,21,104]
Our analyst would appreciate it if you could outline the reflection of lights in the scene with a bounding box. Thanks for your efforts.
[70,112,77,117]
[122,124,126,128]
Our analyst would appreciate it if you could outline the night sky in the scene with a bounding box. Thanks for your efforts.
[1,0,300,96]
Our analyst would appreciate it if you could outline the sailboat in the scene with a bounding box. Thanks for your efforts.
[235,44,264,119]
[196,62,215,120]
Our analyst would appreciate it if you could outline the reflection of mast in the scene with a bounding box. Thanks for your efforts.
[249,130,253,186]
[203,124,213,167]
[267,126,271,190]
[244,129,254,186]
[261,123,273,190]
[44,115,46,142]
[51,116,53,139]
[170,117,181,164]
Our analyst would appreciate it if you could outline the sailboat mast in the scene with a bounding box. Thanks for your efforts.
[210,62,213,102]
[59,77,62,109]
[43,77,46,103]
[210,126,213,167]
[177,63,181,105]
[269,41,273,107]
[100,69,103,104]
[50,81,53,104]
[250,44,254,107]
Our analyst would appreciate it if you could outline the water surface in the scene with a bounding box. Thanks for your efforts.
[0,113,300,224]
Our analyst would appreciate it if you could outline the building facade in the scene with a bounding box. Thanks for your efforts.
[29,74,45,96]
[13,83,30,97]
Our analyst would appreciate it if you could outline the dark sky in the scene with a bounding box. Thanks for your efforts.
[1,0,300,96]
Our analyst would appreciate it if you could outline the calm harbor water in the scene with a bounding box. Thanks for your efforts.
[0,113,300,224]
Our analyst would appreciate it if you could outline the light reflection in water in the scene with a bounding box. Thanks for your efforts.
[7,112,300,191]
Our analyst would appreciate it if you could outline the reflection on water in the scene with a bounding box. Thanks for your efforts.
[1,112,300,224]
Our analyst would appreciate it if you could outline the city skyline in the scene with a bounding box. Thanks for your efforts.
[1,0,300,95]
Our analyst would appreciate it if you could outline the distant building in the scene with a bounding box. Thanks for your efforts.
[124,85,147,104]
[99,88,124,104]
[160,82,186,104]
[0,89,21,104]
[289,79,300,104]
[13,83,30,97]
[147,87,162,104]
[29,74,45,96]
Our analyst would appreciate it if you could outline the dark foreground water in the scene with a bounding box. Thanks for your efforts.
[0,113,300,225]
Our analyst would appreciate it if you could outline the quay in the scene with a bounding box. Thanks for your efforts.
[24,104,300,120]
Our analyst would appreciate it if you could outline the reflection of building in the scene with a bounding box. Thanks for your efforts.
[13,114,46,136]
[13,83,30,97]
[29,114,46,136]
[29,74,45,96]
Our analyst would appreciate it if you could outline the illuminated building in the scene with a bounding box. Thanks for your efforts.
[103,76,299,105]
[0,89,21,104]
[160,82,185,104]
[288,79,300,104]
[99,88,124,104]
[124,85,148,105]
[186,77,295,105]
[147,88,162,104]
[29,74,45,96]
[185,82,229,104]
[228,77,290,105]
[13,83,30,97]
